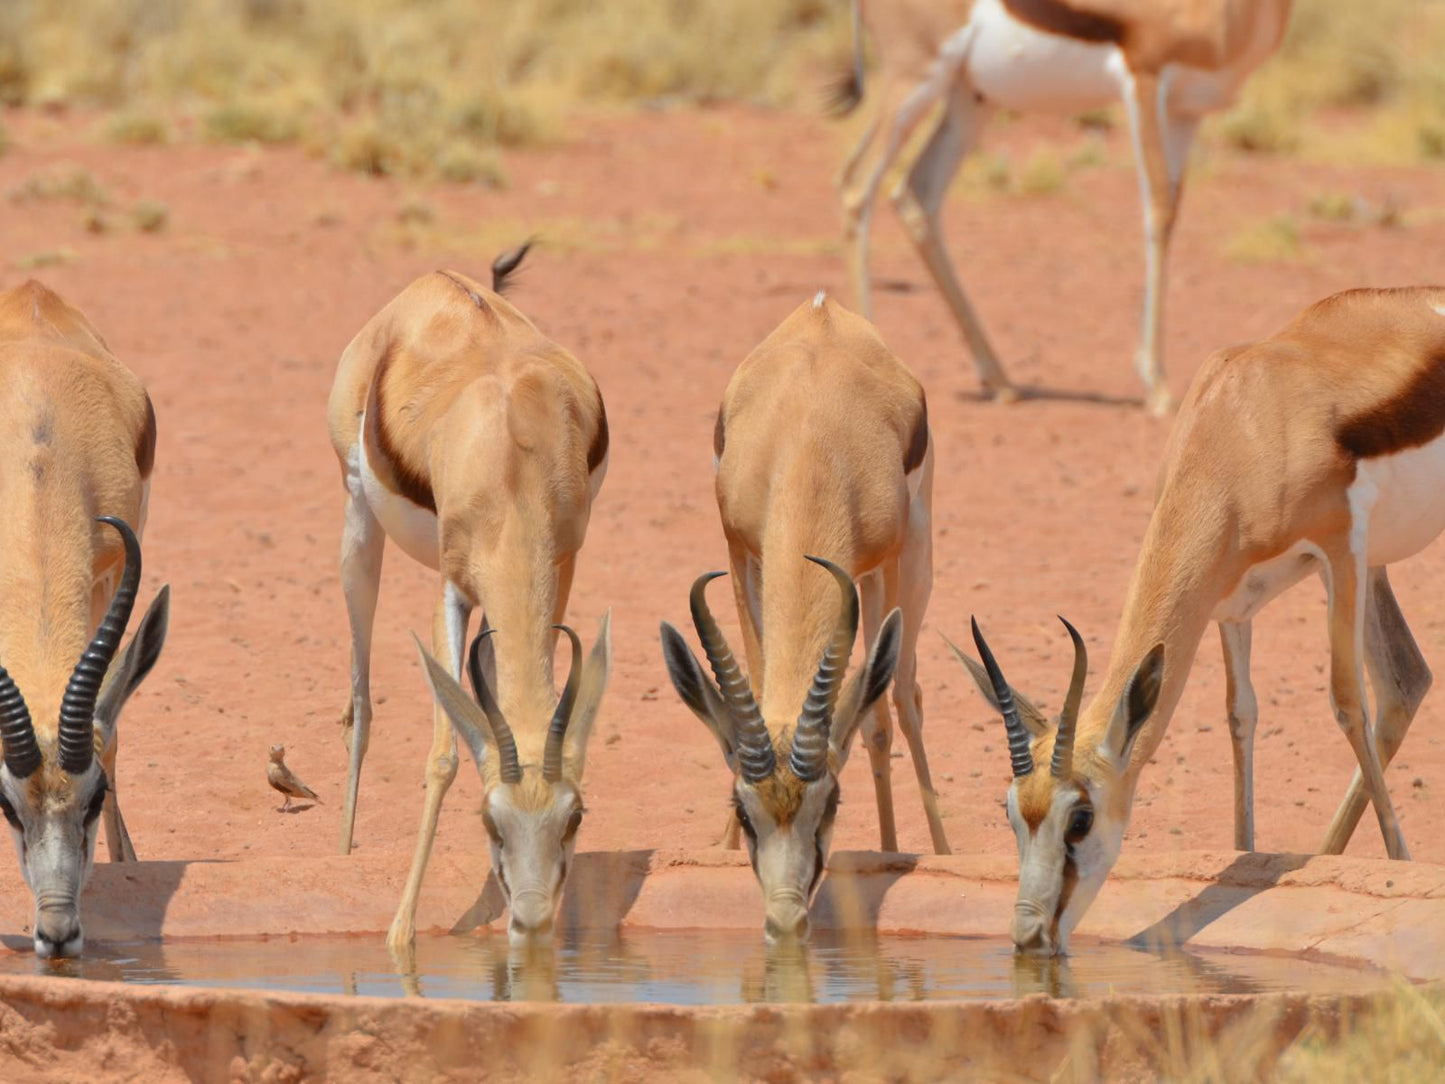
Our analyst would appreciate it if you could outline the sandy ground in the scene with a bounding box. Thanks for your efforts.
[1,104,1443,887]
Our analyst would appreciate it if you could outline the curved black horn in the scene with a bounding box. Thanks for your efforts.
[689,572,774,783]
[467,631,521,784]
[970,617,1033,779]
[543,624,583,783]
[58,516,141,775]
[1051,617,1088,779]
[0,664,40,779]
[790,556,859,783]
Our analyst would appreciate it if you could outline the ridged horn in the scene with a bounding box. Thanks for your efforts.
[790,556,859,783]
[58,517,141,775]
[467,630,521,784]
[689,572,774,783]
[543,624,583,783]
[0,663,39,779]
[1051,617,1088,779]
[970,617,1033,779]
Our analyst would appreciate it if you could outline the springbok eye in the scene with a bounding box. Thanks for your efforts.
[564,809,583,840]
[0,793,19,830]
[1066,806,1094,843]
[732,796,756,840]
[84,784,108,826]
[481,810,503,848]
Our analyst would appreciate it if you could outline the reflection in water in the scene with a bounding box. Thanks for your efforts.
[0,931,1380,1005]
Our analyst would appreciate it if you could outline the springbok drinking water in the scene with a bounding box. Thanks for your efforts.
[833,0,1292,412]
[955,287,1445,955]
[661,292,947,942]
[326,247,611,950]
[0,280,169,958]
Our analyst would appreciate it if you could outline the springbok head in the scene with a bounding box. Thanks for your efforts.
[951,618,1163,956]
[661,557,901,943]
[414,615,611,945]
[0,517,169,958]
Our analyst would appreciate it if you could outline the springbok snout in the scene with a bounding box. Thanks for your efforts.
[33,903,82,958]
[507,890,556,944]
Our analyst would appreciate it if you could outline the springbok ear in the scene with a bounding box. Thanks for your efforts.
[660,621,737,769]
[562,610,613,777]
[95,585,170,743]
[830,608,903,767]
[943,633,1050,737]
[1101,643,1165,769]
[412,634,490,777]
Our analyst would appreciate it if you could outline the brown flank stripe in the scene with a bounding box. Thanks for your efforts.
[135,395,157,480]
[903,394,929,475]
[1001,0,1124,44]
[1336,352,1445,460]
[713,405,726,459]
[364,344,437,513]
[589,389,610,473]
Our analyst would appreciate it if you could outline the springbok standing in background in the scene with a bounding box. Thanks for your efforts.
[833,0,1292,413]
[955,287,1445,955]
[661,292,947,942]
[0,280,170,957]
[327,246,611,951]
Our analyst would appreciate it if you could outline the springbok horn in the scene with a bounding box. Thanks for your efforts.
[467,630,522,784]
[689,572,774,783]
[970,617,1033,779]
[790,556,859,783]
[0,663,39,779]
[543,624,583,783]
[58,516,141,776]
[1051,617,1088,779]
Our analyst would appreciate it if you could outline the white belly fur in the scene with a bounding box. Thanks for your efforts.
[1351,431,1445,567]
[357,412,441,570]
[965,0,1123,113]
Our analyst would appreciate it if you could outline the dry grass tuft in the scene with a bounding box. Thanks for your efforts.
[132,198,169,233]
[1224,214,1306,264]
[103,112,169,146]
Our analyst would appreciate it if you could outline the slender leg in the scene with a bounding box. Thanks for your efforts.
[1119,72,1198,416]
[1321,546,1409,859]
[842,50,963,320]
[1219,620,1258,851]
[338,487,386,855]
[859,568,899,853]
[387,581,472,952]
[888,446,949,854]
[890,85,1013,399]
[1322,568,1432,853]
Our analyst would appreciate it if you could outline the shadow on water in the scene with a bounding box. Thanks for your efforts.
[446,849,655,937]
[1126,853,1312,953]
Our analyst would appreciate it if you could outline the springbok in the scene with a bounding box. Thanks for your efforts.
[833,0,1292,413]
[661,292,946,942]
[0,280,169,957]
[955,286,1445,955]
[326,246,611,951]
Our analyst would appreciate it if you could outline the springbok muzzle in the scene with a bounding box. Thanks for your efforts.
[764,894,810,943]
[33,896,83,958]
[507,890,557,943]
[1011,901,1053,956]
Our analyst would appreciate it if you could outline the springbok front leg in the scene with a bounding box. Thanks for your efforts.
[338,483,385,855]
[1219,620,1259,851]
[887,449,949,854]
[1322,567,1432,854]
[1322,543,1409,859]
[387,581,471,953]
[1119,72,1199,416]
[890,83,1013,400]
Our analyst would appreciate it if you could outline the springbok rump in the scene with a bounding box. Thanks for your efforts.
[833,0,1292,413]
[662,292,947,942]
[956,286,1445,955]
[326,246,612,952]
[0,280,170,958]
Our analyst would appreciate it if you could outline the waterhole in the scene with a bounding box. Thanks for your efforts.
[0,932,1386,1004]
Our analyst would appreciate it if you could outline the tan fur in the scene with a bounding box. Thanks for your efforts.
[716,295,949,853]
[0,280,152,741]
[327,266,608,949]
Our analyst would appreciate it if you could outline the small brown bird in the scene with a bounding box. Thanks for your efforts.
[267,744,322,812]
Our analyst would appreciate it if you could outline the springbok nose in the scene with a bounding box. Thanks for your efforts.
[1011,916,1051,956]
[764,907,810,943]
[34,917,82,958]
[508,893,555,942]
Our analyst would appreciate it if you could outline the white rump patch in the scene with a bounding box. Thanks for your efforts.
[812,290,827,311]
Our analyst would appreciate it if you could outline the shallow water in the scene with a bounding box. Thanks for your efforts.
[0,931,1387,1004]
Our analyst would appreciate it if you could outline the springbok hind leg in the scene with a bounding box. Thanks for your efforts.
[338,486,385,856]
[1322,547,1410,859]
[387,582,472,955]
[1322,567,1431,854]
[1219,620,1259,851]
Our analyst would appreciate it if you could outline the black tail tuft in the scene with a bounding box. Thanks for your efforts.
[822,68,864,118]
[491,239,534,295]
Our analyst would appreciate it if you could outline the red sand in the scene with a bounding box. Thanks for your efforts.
[0,105,1443,886]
